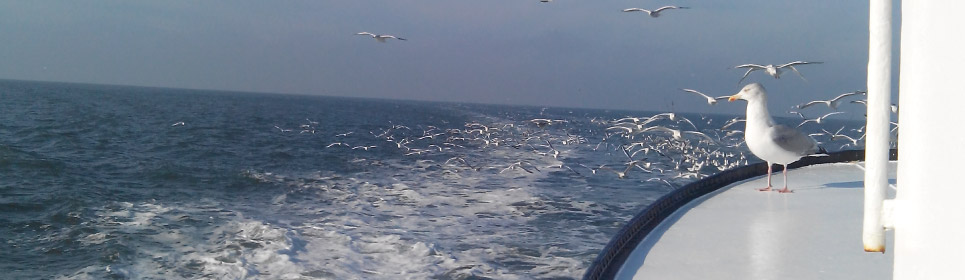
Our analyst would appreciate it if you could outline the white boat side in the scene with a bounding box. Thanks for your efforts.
[617,161,897,279]
[893,0,965,278]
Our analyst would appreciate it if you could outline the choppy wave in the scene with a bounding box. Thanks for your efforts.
[0,80,881,279]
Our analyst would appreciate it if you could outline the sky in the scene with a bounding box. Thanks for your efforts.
[0,1,900,116]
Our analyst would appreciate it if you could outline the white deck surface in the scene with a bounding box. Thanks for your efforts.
[618,162,897,280]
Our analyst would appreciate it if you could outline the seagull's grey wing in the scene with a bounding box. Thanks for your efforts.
[830,91,862,102]
[820,111,844,119]
[737,67,758,85]
[796,100,825,109]
[734,64,766,69]
[676,117,698,130]
[770,124,820,155]
[681,88,712,99]
[622,8,648,12]
[779,61,822,68]
[653,6,677,12]
[356,32,375,37]
[786,65,808,81]
[770,124,819,156]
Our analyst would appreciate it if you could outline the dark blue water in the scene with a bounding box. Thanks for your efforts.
[0,80,874,279]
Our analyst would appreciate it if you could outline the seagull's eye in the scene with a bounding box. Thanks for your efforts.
[743,88,749,92]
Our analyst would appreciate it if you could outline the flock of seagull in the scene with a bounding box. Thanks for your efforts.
[339,3,897,193]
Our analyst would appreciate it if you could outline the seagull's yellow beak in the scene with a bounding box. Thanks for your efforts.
[728,93,741,102]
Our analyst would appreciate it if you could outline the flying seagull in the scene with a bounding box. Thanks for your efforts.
[734,61,823,85]
[728,83,825,193]
[356,32,406,43]
[680,88,730,105]
[795,91,866,111]
[622,6,689,18]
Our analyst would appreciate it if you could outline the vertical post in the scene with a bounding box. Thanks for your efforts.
[863,0,891,253]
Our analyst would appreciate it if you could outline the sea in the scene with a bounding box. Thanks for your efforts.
[0,80,874,279]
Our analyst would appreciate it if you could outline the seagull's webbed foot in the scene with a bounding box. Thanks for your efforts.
[778,187,794,193]
[757,186,772,192]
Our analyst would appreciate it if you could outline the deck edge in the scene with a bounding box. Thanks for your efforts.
[582,149,899,280]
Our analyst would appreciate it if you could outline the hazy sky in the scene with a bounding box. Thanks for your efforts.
[0,1,900,115]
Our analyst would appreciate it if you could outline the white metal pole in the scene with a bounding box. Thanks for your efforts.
[863,0,891,253]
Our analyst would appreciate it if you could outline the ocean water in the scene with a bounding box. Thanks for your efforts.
[0,80,875,279]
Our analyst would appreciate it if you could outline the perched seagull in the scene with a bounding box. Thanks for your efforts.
[680,88,730,105]
[795,90,866,111]
[795,111,844,128]
[728,83,825,193]
[355,32,406,43]
[734,61,823,85]
[622,6,689,17]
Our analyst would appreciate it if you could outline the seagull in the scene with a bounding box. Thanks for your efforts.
[850,99,899,114]
[355,32,406,43]
[823,127,866,146]
[734,61,823,85]
[728,83,825,193]
[622,6,689,18]
[794,111,844,127]
[795,91,866,111]
[680,88,730,105]
[171,121,185,127]
[640,126,715,143]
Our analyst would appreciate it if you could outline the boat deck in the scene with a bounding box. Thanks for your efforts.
[617,162,897,279]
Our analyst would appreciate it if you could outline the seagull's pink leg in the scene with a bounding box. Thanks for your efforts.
[779,165,794,193]
[759,164,773,191]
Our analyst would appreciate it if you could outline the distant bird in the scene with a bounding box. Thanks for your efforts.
[680,88,730,105]
[355,32,406,43]
[721,117,746,130]
[851,99,899,114]
[171,121,185,127]
[795,91,866,111]
[528,118,564,128]
[326,142,349,148]
[728,83,824,193]
[622,6,689,17]
[734,61,823,85]
[641,126,715,143]
[795,111,844,128]
[822,127,866,146]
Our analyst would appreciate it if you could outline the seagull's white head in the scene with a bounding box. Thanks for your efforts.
[728,83,766,102]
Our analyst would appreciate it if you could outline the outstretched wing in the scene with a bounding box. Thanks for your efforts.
[653,6,687,12]
[736,67,759,85]
[796,100,826,109]
[778,61,822,68]
[622,8,651,13]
